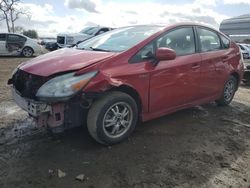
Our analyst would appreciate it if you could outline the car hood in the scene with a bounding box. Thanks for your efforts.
[20,48,116,77]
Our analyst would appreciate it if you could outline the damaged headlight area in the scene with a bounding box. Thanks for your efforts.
[36,71,98,101]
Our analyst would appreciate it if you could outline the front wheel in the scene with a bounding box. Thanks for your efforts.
[216,75,237,106]
[87,91,138,145]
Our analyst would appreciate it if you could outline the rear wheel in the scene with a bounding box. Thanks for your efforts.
[22,47,34,57]
[216,75,237,106]
[87,91,138,145]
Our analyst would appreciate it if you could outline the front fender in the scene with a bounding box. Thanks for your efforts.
[84,71,149,113]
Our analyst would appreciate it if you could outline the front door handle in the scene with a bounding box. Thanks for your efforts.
[191,64,200,70]
[222,55,229,62]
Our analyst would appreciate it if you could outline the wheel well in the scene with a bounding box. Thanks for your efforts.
[111,85,142,114]
[231,72,240,89]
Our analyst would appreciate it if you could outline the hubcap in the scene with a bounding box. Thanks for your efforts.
[103,102,133,138]
[23,48,33,57]
[224,79,235,101]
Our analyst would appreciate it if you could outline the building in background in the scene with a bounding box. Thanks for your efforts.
[220,14,250,43]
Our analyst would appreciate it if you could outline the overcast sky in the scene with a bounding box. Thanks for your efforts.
[0,0,250,37]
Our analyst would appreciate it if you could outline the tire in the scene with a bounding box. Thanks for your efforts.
[216,75,237,106]
[22,47,34,57]
[87,91,138,145]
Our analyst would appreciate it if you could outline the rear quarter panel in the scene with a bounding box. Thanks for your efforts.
[230,42,244,81]
[25,39,43,54]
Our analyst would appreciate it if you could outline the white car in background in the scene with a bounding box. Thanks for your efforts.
[57,26,113,48]
[0,33,43,57]
[238,43,250,59]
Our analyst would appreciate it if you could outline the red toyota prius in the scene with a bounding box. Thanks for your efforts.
[8,23,244,145]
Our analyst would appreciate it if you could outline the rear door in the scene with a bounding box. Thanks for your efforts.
[6,34,27,54]
[196,27,229,99]
[0,34,7,55]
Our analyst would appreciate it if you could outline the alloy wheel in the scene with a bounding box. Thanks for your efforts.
[224,79,235,102]
[102,102,133,138]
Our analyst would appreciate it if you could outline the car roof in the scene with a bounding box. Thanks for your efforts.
[119,22,224,36]
[120,22,220,33]
[84,26,112,28]
[0,33,27,37]
[122,22,215,28]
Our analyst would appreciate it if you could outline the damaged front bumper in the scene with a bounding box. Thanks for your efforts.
[11,87,51,116]
[11,87,66,132]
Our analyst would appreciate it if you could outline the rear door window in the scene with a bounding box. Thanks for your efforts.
[197,28,221,52]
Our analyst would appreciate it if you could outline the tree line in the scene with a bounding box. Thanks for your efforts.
[0,0,38,38]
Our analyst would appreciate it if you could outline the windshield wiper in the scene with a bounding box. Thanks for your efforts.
[89,47,111,52]
[77,47,85,50]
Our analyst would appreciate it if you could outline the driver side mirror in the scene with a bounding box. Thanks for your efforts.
[155,47,176,61]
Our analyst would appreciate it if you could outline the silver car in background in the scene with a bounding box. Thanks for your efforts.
[0,33,43,57]
[238,43,250,59]
[57,26,113,48]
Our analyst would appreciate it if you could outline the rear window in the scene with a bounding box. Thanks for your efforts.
[80,27,100,35]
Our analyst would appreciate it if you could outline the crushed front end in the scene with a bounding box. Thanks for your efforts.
[8,69,97,133]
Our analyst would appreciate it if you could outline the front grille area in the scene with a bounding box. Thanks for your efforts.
[57,36,65,44]
[12,69,48,99]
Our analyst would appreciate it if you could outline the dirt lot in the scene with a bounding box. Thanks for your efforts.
[0,57,250,188]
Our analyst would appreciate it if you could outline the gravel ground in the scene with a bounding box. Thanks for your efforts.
[0,57,250,188]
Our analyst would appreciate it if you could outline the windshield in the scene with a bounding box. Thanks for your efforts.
[80,27,100,35]
[77,26,164,52]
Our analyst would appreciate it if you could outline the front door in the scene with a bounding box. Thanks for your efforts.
[149,27,202,113]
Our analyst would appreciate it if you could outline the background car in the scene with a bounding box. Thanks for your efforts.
[243,64,250,84]
[39,38,56,45]
[242,51,250,84]
[56,26,113,48]
[238,43,250,59]
[39,38,58,51]
[0,33,43,57]
[45,41,58,51]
